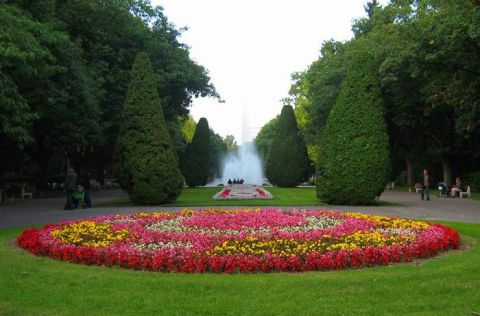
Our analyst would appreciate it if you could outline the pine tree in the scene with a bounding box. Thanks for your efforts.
[113,52,183,204]
[316,46,389,205]
[266,105,309,187]
[183,117,211,187]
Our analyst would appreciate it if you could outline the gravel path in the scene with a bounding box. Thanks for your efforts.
[1,189,479,229]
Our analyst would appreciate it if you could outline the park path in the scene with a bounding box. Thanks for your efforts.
[0,189,479,229]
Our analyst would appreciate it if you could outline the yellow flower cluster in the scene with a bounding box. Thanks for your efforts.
[209,232,415,257]
[135,212,175,218]
[51,221,129,247]
[345,212,430,229]
[180,208,261,216]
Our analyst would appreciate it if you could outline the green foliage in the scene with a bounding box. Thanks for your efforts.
[209,130,227,179]
[0,1,217,189]
[0,5,53,146]
[254,115,279,162]
[180,115,196,143]
[223,135,238,152]
[465,172,480,193]
[316,43,390,205]
[183,118,211,187]
[288,1,480,187]
[113,52,183,204]
[289,41,348,147]
[266,106,309,187]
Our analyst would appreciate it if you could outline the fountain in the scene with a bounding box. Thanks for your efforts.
[218,142,264,185]
[206,106,266,186]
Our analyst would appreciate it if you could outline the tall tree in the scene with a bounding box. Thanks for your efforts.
[210,130,227,180]
[266,105,309,187]
[183,117,211,187]
[254,116,279,163]
[288,40,348,165]
[223,135,238,152]
[113,52,183,204]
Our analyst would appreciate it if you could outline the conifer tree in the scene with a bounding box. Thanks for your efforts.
[266,105,309,187]
[316,46,389,205]
[183,117,211,187]
[113,52,183,204]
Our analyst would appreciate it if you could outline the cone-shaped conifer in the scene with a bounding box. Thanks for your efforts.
[113,52,183,204]
[266,105,309,187]
[316,48,389,205]
[183,117,211,187]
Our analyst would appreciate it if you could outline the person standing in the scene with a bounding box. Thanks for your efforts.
[421,169,432,201]
[81,170,92,208]
[64,167,78,210]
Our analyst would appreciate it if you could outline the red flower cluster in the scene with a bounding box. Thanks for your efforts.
[255,188,265,197]
[220,189,231,198]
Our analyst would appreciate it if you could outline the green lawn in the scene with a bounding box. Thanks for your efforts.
[1,222,479,315]
[101,187,398,207]
[175,187,323,206]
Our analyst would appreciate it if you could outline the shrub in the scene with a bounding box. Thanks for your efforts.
[316,48,390,205]
[183,117,211,187]
[465,171,480,192]
[266,105,309,187]
[113,52,183,204]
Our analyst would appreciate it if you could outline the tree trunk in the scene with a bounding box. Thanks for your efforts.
[406,156,414,187]
[35,150,52,191]
[442,159,452,186]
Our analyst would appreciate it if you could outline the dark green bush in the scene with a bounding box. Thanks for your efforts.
[465,171,480,192]
[183,117,211,187]
[113,52,183,204]
[316,49,389,205]
[266,105,309,187]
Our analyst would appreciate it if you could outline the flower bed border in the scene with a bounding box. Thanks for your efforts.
[17,210,460,274]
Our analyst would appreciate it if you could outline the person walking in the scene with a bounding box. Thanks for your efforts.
[421,169,432,201]
[64,167,78,210]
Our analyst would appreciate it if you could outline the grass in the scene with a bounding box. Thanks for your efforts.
[1,222,479,315]
[100,187,401,207]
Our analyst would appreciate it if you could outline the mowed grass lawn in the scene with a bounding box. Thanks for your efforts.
[103,187,324,207]
[175,187,322,206]
[1,222,479,315]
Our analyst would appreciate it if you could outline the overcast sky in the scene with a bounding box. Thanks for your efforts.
[152,0,384,144]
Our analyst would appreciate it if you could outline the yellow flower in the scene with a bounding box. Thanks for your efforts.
[51,221,129,247]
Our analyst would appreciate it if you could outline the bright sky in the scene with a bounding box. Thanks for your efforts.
[152,0,383,144]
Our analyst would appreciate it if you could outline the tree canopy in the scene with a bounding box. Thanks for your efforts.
[0,1,217,190]
[282,0,480,190]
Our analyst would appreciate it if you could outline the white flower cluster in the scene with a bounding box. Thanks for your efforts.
[376,227,418,237]
[135,241,193,251]
[279,216,343,233]
[146,217,272,236]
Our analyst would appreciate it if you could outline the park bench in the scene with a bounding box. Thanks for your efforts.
[21,184,33,199]
[459,186,471,198]
[386,181,395,190]
[413,183,422,193]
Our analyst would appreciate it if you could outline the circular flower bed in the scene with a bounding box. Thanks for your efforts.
[17,209,460,273]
